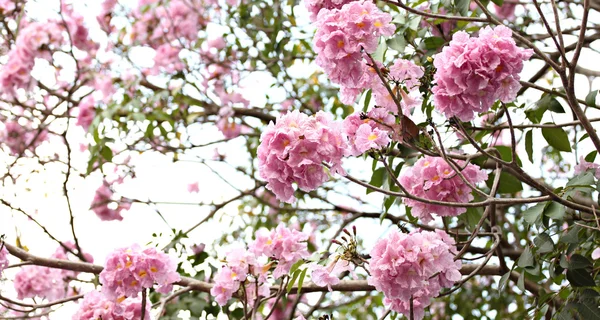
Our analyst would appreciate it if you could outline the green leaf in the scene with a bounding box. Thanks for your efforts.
[574,298,600,320]
[517,271,525,292]
[561,225,582,244]
[533,233,554,254]
[387,34,406,52]
[296,268,307,294]
[289,259,304,275]
[585,151,598,162]
[525,130,534,163]
[373,40,387,61]
[367,167,387,194]
[544,202,565,220]
[286,269,301,293]
[518,246,535,268]
[568,254,592,270]
[585,90,598,107]
[566,268,596,287]
[455,0,470,16]
[491,0,503,5]
[497,272,511,292]
[548,98,565,113]
[100,146,113,162]
[542,127,572,152]
[523,202,546,225]
[487,172,523,194]
[424,37,445,50]
[566,172,595,188]
[363,89,372,112]
[494,145,522,166]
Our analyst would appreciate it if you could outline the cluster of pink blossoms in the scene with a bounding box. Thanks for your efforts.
[14,243,91,301]
[342,109,392,156]
[72,290,151,320]
[76,96,96,131]
[574,156,600,179]
[211,225,310,306]
[90,180,132,221]
[0,245,8,275]
[304,0,357,21]
[368,229,462,320]
[249,224,311,278]
[399,156,488,223]
[0,21,63,96]
[1,121,48,156]
[432,26,533,121]
[313,1,394,103]
[99,244,181,300]
[258,110,348,203]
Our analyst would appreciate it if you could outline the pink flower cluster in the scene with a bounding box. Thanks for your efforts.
[372,59,424,115]
[574,156,600,179]
[313,1,394,102]
[304,0,357,21]
[13,243,89,301]
[90,180,132,221]
[432,26,532,121]
[249,224,311,278]
[310,259,353,291]
[76,96,96,131]
[99,244,181,300]
[211,225,310,306]
[494,3,517,20]
[0,22,63,97]
[1,121,48,156]
[72,290,151,320]
[148,44,185,75]
[368,229,462,320]
[342,109,392,156]
[0,245,8,275]
[258,110,348,203]
[399,156,488,223]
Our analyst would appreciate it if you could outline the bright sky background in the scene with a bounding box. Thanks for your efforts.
[1,1,600,319]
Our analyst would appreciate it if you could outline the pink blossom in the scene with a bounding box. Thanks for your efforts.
[99,244,181,300]
[432,26,533,121]
[494,3,517,20]
[1,121,49,156]
[191,243,205,254]
[14,265,67,301]
[148,44,185,75]
[0,245,8,275]
[258,110,348,203]
[310,265,339,291]
[76,96,96,130]
[249,224,310,278]
[72,290,151,320]
[312,1,395,103]
[187,182,200,193]
[353,123,390,153]
[574,156,600,179]
[368,229,462,320]
[0,0,16,13]
[90,181,130,221]
[592,248,600,260]
[304,0,357,21]
[398,156,488,223]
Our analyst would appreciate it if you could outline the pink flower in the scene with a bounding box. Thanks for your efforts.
[1,121,49,156]
[0,245,8,275]
[14,265,67,301]
[99,244,181,300]
[90,181,130,221]
[258,110,348,203]
[191,243,205,254]
[148,44,185,75]
[76,96,96,130]
[304,0,357,21]
[494,3,517,20]
[353,123,390,153]
[72,290,151,320]
[592,248,600,260]
[432,26,533,121]
[310,265,340,291]
[249,224,310,278]
[574,156,600,179]
[398,156,488,223]
[312,1,395,103]
[187,182,200,193]
[368,229,462,320]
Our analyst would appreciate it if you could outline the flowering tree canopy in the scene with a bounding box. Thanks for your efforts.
[0,0,600,319]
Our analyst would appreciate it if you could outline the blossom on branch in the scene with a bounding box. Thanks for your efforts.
[399,156,488,223]
[99,244,181,300]
[368,229,462,320]
[432,26,532,121]
[258,110,347,203]
[72,290,151,320]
